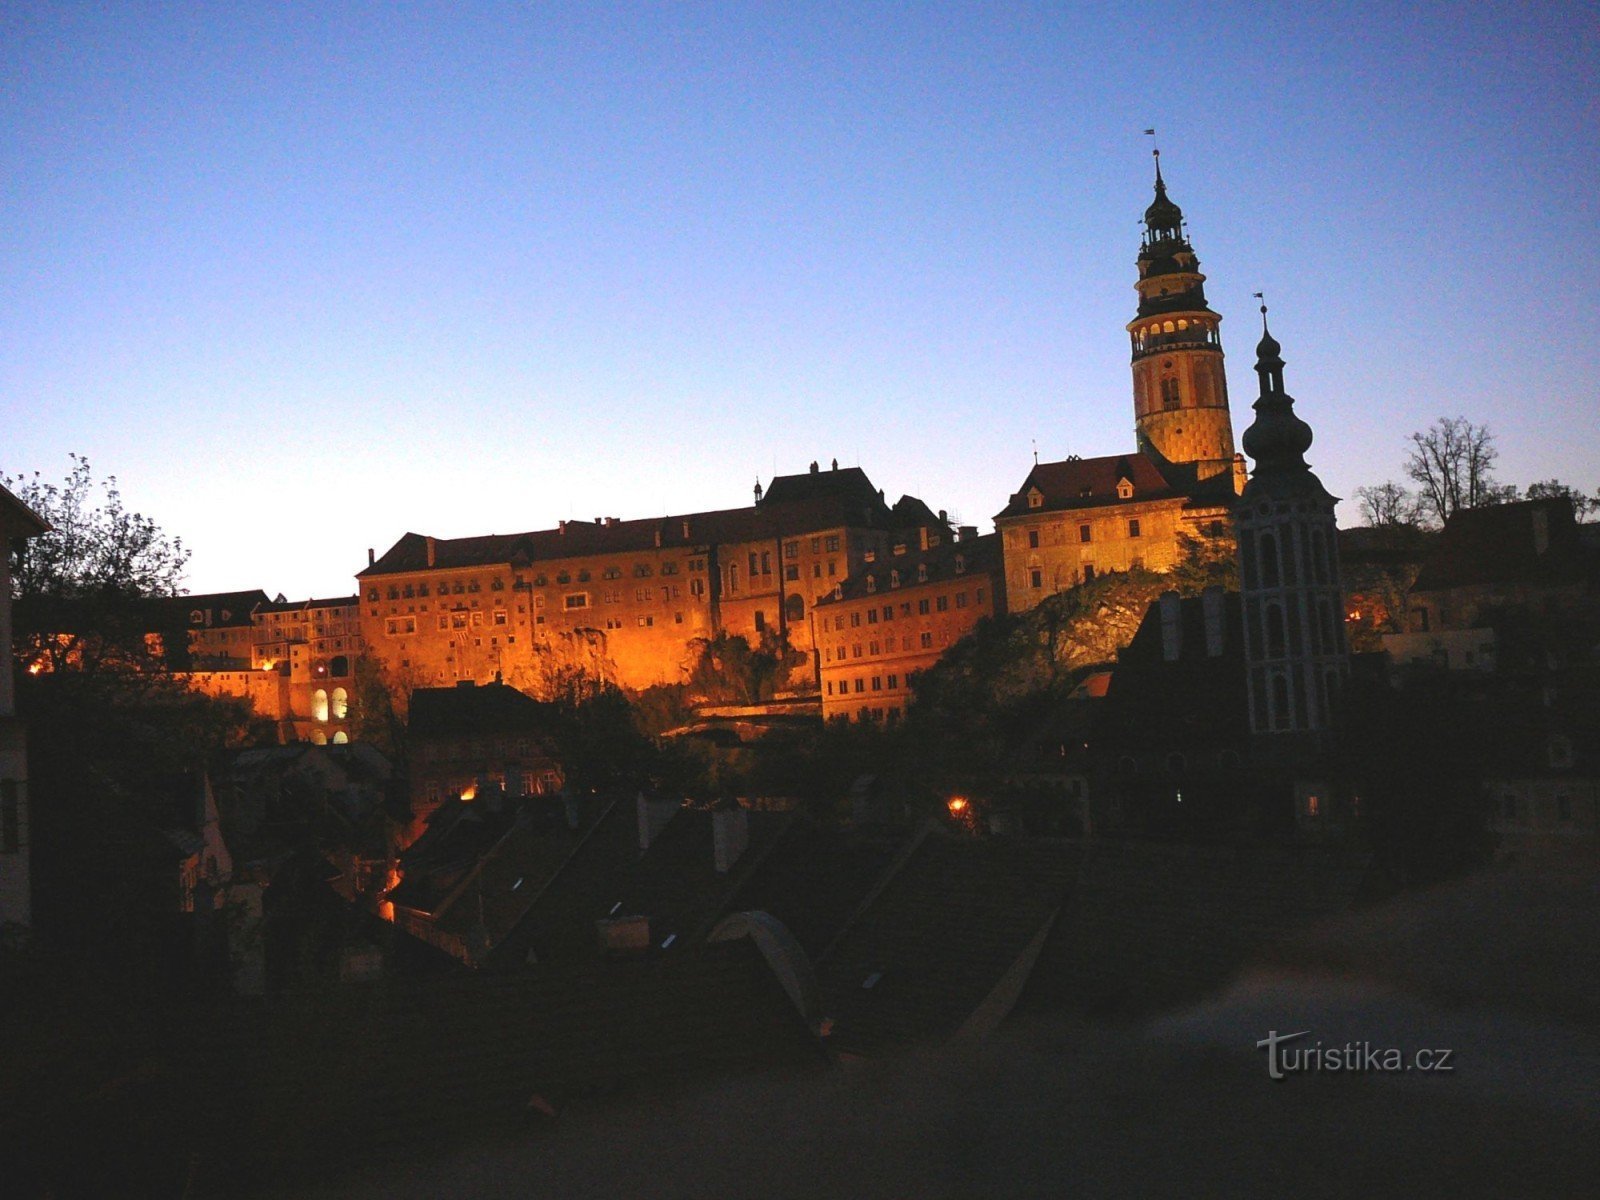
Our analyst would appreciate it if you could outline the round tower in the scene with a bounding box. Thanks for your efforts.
[1126,153,1237,483]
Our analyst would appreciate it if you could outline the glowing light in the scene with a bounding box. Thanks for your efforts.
[27,661,45,675]
[947,795,968,815]
[460,783,477,801]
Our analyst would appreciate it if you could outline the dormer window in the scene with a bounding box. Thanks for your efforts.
[890,570,900,589]
[954,555,965,575]
[1026,488,1044,509]
[917,563,928,582]
[1117,477,1134,500]
[866,575,877,594]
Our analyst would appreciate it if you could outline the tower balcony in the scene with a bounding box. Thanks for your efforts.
[1130,325,1221,359]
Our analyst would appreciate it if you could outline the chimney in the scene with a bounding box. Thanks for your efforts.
[831,458,838,470]
[681,518,691,539]
[1159,590,1183,661]
[810,461,819,474]
[959,525,978,542]
[938,509,948,526]
[596,914,651,956]
[654,528,662,548]
[559,519,568,534]
[712,808,750,874]
[637,792,677,852]
[425,536,436,568]
[367,547,375,567]
[1202,586,1226,656]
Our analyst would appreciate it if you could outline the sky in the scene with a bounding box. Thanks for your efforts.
[4,2,1597,599]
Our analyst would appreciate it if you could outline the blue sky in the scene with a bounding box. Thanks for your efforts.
[4,2,1597,598]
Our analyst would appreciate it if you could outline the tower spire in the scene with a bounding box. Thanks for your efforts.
[1126,153,1238,487]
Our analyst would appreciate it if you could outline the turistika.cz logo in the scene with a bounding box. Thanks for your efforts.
[1256,1030,1456,1080]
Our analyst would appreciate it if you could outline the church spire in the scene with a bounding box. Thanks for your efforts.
[1240,301,1320,492]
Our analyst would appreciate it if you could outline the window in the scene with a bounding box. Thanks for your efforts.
[331,687,349,720]
[1305,794,1321,818]
[1027,489,1043,509]
[1079,524,1092,543]
[749,552,759,575]
[883,605,893,621]
[564,593,589,610]
[784,540,799,559]
[850,611,861,627]
[887,674,899,689]
[312,689,329,723]
[1083,565,1095,582]
[826,535,841,552]
[785,565,800,581]
[918,598,930,615]
[920,632,933,648]
[638,615,654,627]
[1028,530,1040,549]
[761,551,772,575]
[385,616,416,635]
[935,595,948,612]
[1,780,18,854]
[867,608,878,624]
[854,679,865,693]
[1128,518,1141,538]
[493,610,508,626]
[955,592,968,608]
[690,578,705,597]
[1030,568,1043,589]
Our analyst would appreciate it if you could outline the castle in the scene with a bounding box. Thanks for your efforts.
[166,159,1334,734]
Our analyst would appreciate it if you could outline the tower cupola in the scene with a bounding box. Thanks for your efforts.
[1126,151,1238,487]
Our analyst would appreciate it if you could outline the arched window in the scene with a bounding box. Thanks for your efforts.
[1260,532,1280,587]
[330,655,349,677]
[312,689,329,723]
[309,729,328,746]
[331,730,349,745]
[1272,673,1292,731]
[1266,603,1286,657]
[331,687,349,720]
[784,594,804,623]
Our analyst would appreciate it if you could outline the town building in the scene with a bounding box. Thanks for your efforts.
[996,155,1244,611]
[813,531,1002,723]
[357,462,948,698]
[1,482,50,931]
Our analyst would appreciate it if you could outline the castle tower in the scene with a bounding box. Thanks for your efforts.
[1126,153,1238,484]
[1235,307,1348,735]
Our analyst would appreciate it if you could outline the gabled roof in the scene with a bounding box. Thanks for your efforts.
[1412,498,1592,593]
[0,481,49,538]
[360,469,910,578]
[1012,840,1374,1022]
[816,533,1002,606]
[994,453,1181,520]
[816,829,1081,1055]
[408,681,559,741]
[256,594,360,613]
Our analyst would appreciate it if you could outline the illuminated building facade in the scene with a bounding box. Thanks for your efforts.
[358,463,948,697]
[997,157,1244,612]
[814,532,1001,723]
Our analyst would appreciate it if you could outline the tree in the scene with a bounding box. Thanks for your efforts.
[3,456,190,673]
[1403,417,1504,526]
[1354,481,1424,528]
[1525,479,1600,521]
[3,454,188,601]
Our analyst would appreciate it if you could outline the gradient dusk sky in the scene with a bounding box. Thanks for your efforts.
[4,2,1597,599]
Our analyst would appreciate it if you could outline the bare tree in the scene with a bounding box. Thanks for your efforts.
[1354,481,1423,528]
[1404,417,1502,526]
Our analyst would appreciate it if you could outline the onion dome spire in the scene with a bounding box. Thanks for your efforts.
[1143,149,1185,243]
[1240,298,1319,490]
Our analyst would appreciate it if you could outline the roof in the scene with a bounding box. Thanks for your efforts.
[816,829,1081,1055]
[360,468,909,578]
[256,595,360,613]
[815,533,1002,606]
[994,453,1182,520]
[1098,591,1248,748]
[0,481,49,537]
[408,681,559,741]
[1412,498,1593,593]
[1013,839,1373,1021]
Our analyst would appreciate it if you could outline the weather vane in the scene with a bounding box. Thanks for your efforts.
[1253,291,1269,332]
